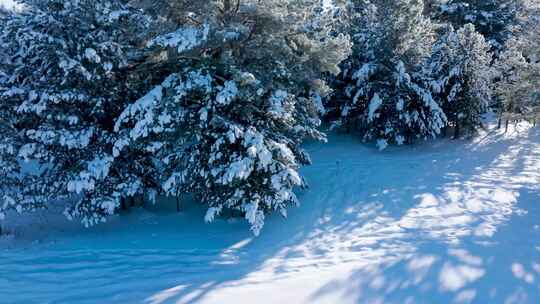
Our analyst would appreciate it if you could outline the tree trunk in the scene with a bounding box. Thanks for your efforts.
[120,197,127,211]
[130,197,136,208]
[223,0,232,12]
[454,122,460,139]
[505,120,509,133]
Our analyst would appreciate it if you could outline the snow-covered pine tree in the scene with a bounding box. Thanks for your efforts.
[431,0,523,50]
[493,2,540,125]
[115,0,351,234]
[0,0,154,226]
[333,0,446,149]
[0,46,44,224]
[494,43,540,126]
[427,24,492,137]
[0,4,45,224]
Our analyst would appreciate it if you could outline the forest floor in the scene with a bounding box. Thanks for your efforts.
[1,121,540,304]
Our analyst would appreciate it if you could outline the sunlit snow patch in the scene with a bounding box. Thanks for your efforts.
[0,0,24,12]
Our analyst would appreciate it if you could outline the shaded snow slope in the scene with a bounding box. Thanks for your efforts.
[1,123,540,304]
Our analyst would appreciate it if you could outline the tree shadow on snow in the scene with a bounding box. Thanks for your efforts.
[306,127,540,304]
[135,126,540,303]
[2,126,539,304]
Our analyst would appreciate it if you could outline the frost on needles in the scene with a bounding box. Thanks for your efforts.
[0,0,351,235]
[0,0,154,226]
[331,0,447,149]
[115,0,351,235]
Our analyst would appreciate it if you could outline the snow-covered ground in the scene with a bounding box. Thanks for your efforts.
[1,122,540,304]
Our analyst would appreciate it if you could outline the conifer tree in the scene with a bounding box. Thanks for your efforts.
[493,2,540,125]
[1,56,44,222]
[0,0,153,226]
[116,0,351,234]
[427,24,493,137]
[333,0,446,149]
[431,0,523,50]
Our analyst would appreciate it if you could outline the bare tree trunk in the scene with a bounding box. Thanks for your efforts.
[454,122,460,139]
[505,119,509,133]
[121,197,127,211]
[175,188,182,213]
